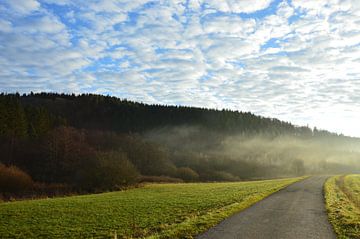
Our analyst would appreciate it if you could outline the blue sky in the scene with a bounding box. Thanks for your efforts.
[1,0,360,136]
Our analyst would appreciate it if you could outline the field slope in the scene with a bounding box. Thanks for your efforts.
[0,177,302,239]
[325,175,360,239]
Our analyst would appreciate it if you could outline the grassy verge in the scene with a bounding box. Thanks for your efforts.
[0,177,303,239]
[325,175,360,239]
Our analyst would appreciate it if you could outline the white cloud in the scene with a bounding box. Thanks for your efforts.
[41,0,72,5]
[203,16,256,36]
[201,0,273,13]
[18,15,66,34]
[226,0,273,13]
[0,19,12,32]
[4,0,40,15]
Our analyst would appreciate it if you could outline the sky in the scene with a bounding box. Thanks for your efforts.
[0,0,360,136]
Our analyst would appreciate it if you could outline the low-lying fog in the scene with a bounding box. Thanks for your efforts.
[145,126,360,179]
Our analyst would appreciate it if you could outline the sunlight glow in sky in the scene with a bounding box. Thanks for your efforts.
[1,0,360,136]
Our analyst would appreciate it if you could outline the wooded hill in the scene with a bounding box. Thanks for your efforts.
[1,93,359,195]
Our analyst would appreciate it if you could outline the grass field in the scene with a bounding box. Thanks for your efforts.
[325,175,360,239]
[0,177,303,239]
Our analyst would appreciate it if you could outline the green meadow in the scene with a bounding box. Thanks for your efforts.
[0,177,302,239]
[325,174,360,239]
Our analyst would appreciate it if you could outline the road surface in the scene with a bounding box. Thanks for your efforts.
[197,176,336,239]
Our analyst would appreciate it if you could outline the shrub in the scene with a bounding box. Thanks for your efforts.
[0,164,34,193]
[87,151,139,190]
[177,167,199,182]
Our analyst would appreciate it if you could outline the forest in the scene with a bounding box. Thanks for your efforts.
[1,92,360,197]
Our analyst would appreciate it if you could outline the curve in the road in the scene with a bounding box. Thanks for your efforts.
[197,176,336,239]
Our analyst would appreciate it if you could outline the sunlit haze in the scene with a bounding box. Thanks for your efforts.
[1,0,360,136]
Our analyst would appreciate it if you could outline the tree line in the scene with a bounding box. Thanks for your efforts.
[0,93,358,197]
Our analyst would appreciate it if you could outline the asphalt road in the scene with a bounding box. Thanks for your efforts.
[197,176,336,239]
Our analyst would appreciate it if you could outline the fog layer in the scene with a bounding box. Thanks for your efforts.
[145,126,360,179]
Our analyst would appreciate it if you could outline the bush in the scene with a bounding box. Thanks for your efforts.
[88,151,139,190]
[0,164,34,193]
[177,167,199,182]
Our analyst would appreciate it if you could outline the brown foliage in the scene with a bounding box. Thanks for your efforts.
[0,164,34,193]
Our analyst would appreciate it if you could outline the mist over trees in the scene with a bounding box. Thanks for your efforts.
[1,92,360,195]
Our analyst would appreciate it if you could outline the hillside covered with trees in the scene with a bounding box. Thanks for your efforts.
[1,93,360,197]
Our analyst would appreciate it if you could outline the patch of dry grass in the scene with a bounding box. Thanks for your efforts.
[325,175,360,239]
